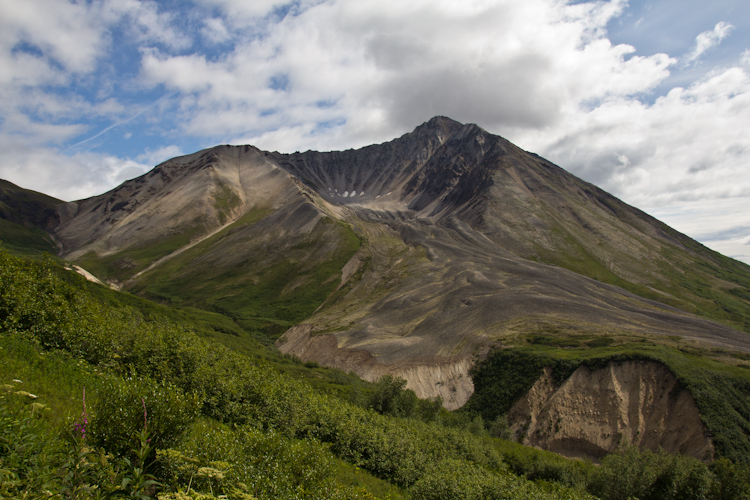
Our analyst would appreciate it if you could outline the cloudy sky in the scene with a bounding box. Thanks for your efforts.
[1,0,749,264]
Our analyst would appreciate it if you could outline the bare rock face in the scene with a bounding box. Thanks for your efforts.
[508,361,714,461]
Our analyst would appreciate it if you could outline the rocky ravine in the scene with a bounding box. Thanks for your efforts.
[508,360,714,461]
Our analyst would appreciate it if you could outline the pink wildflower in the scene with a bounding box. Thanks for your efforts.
[74,387,88,439]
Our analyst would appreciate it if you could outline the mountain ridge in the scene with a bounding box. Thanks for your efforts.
[2,117,750,413]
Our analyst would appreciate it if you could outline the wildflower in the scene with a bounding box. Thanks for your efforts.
[31,402,47,413]
[142,397,148,429]
[74,387,88,440]
[14,390,37,399]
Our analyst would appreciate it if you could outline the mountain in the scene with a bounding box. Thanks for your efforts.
[32,117,748,416]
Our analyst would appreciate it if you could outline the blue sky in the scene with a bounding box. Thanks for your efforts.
[1,0,749,264]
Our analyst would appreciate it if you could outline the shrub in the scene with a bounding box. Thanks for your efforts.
[368,375,418,418]
[90,375,200,457]
[410,458,592,500]
[0,389,59,496]
[588,445,715,500]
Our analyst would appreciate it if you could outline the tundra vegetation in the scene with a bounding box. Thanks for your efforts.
[2,250,750,499]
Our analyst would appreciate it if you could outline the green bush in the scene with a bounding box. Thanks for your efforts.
[588,446,716,500]
[90,375,200,457]
[710,458,750,500]
[410,458,593,500]
[0,389,59,496]
[160,419,374,499]
[410,458,506,500]
[368,375,417,418]
[496,439,590,489]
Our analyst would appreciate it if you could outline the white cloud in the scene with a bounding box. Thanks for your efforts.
[102,0,192,50]
[0,1,126,150]
[684,21,733,65]
[517,64,750,209]
[136,145,184,166]
[139,0,672,151]
[196,0,318,24]
[0,0,105,77]
[201,17,231,44]
[0,138,150,201]
[648,198,750,265]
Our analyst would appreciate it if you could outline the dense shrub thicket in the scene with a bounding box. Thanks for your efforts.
[2,250,750,499]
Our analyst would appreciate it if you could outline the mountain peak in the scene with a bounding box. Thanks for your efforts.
[408,116,464,144]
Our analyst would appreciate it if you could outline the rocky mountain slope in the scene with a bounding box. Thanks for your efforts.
[5,118,750,418]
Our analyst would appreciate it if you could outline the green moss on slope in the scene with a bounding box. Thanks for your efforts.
[0,217,58,255]
[128,212,361,343]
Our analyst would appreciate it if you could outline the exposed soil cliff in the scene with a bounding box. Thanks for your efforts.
[508,361,714,461]
[277,324,474,409]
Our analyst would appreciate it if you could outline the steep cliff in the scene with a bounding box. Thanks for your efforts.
[508,361,714,461]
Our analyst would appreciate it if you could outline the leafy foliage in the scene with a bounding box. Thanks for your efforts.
[90,376,201,457]
[588,445,749,500]
[410,458,594,500]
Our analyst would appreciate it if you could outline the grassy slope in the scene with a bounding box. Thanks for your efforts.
[127,211,361,343]
[1,251,601,500]
[526,184,750,335]
[0,218,58,255]
[71,194,361,344]
[0,179,62,256]
[75,229,202,283]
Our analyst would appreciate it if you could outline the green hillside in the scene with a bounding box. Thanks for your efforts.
[3,251,750,499]
[0,179,63,255]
